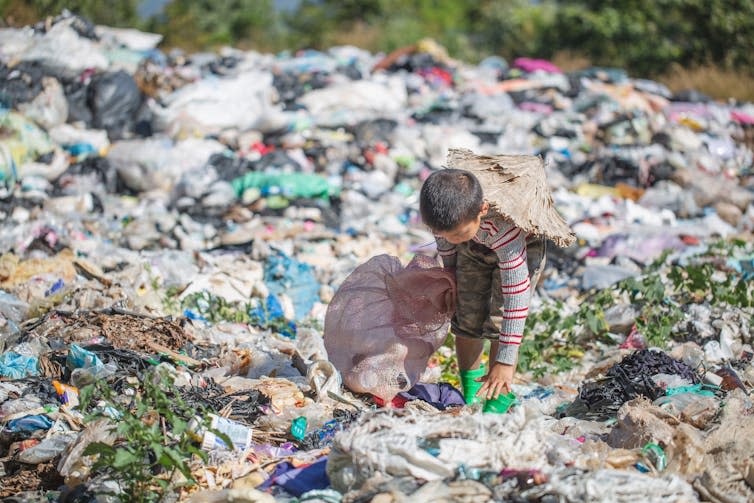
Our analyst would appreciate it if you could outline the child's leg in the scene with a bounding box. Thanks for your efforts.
[456,336,487,404]
[452,242,494,371]
[452,242,496,403]
[455,335,485,371]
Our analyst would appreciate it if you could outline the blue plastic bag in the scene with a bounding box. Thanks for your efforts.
[263,253,320,321]
[66,344,105,374]
[0,352,38,379]
[4,414,53,433]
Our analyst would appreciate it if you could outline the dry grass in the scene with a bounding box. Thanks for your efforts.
[0,1,41,27]
[326,21,384,53]
[552,52,754,104]
[551,50,592,73]
[658,63,754,103]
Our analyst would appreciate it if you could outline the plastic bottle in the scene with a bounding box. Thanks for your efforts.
[188,414,253,451]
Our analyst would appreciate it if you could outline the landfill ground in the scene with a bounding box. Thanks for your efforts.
[1,12,754,503]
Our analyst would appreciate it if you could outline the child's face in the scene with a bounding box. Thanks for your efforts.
[434,202,489,244]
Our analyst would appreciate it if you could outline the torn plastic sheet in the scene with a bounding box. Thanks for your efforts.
[264,252,320,322]
[326,405,581,493]
[518,468,698,503]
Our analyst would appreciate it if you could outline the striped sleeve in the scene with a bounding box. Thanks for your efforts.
[435,236,457,269]
[487,220,530,365]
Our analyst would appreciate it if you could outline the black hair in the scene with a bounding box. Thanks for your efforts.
[419,169,484,231]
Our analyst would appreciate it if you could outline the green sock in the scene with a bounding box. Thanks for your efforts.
[459,365,486,405]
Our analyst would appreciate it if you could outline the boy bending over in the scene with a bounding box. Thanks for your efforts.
[420,168,547,406]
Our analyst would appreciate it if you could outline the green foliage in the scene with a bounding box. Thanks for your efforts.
[179,291,294,336]
[181,291,252,324]
[472,0,558,61]
[161,285,182,315]
[78,369,225,502]
[519,308,581,377]
[152,0,279,51]
[520,290,611,377]
[519,239,754,376]
[552,0,754,75]
[5,0,754,79]
[1,0,140,27]
[437,333,460,387]
[667,262,754,308]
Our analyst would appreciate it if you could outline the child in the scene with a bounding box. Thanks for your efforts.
[419,149,576,410]
[419,149,574,407]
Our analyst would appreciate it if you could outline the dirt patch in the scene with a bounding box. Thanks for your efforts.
[0,461,64,497]
[32,310,190,353]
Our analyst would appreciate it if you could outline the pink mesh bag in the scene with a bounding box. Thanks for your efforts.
[324,254,456,401]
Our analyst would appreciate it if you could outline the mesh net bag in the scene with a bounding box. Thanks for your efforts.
[324,254,456,401]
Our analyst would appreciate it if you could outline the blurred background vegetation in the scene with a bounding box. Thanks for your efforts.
[2,0,754,101]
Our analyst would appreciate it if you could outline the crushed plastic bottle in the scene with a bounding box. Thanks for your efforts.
[188,414,253,452]
[17,431,78,464]
[483,392,517,414]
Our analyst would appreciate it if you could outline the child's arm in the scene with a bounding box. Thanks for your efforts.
[489,222,530,364]
[478,221,530,398]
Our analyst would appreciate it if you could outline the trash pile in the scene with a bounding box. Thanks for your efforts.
[1,11,753,502]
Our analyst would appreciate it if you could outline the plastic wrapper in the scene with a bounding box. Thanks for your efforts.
[325,254,455,401]
[0,352,39,379]
[0,291,30,352]
[17,432,78,464]
[16,76,68,129]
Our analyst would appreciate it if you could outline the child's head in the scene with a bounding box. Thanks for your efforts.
[420,169,489,244]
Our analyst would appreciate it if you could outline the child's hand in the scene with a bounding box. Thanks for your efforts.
[476,362,514,400]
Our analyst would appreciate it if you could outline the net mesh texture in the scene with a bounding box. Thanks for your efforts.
[324,254,456,401]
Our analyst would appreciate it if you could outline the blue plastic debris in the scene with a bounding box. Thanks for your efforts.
[0,352,39,379]
[183,308,209,323]
[63,142,97,158]
[45,278,65,297]
[249,294,297,338]
[66,344,105,374]
[727,255,754,280]
[274,457,330,497]
[263,252,320,321]
[291,416,307,440]
[4,414,53,433]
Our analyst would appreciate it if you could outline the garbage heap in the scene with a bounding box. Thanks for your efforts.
[1,12,753,503]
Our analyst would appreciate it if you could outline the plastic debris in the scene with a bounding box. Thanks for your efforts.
[0,10,752,502]
[0,352,38,379]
